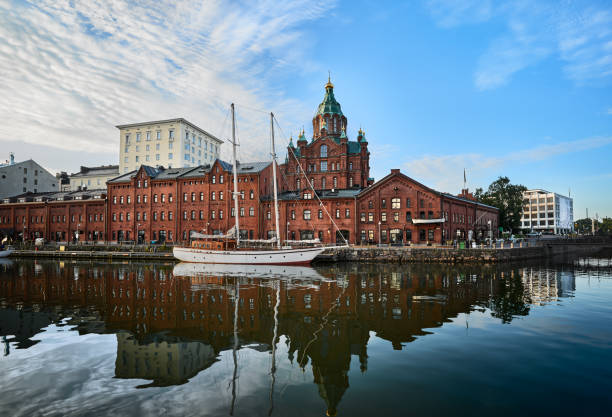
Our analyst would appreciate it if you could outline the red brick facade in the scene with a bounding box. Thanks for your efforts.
[0,80,498,245]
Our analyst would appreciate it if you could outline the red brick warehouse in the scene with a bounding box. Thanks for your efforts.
[0,79,498,245]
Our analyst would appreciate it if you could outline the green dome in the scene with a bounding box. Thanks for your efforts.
[316,81,343,116]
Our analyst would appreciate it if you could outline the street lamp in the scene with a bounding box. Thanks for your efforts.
[378,221,382,246]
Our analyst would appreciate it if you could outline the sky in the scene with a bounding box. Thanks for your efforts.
[1,0,611,218]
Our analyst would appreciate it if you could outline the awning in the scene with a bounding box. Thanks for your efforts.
[411,218,445,224]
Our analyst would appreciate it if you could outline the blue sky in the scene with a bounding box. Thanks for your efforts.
[1,0,611,217]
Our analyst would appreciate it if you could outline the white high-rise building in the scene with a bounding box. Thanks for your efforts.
[521,189,574,234]
[117,118,223,173]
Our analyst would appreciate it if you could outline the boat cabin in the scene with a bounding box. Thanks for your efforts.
[191,238,236,251]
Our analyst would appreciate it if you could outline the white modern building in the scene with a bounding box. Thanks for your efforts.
[117,118,223,173]
[521,189,574,234]
[0,154,59,199]
[69,165,119,190]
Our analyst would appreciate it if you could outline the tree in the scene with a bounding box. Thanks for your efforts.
[598,217,612,236]
[574,218,598,234]
[475,176,527,233]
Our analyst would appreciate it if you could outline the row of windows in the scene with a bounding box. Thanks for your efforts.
[359,211,433,223]
[285,208,351,221]
[113,193,174,205]
[359,229,434,242]
[0,214,105,224]
[113,212,173,222]
[367,198,414,210]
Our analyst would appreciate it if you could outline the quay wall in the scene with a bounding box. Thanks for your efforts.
[317,242,608,264]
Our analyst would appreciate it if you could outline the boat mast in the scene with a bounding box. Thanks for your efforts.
[270,113,281,249]
[231,103,240,247]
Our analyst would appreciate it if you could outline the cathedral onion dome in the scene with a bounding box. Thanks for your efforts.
[317,77,343,116]
[289,134,295,148]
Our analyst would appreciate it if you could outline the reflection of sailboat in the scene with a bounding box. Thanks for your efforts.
[230,279,240,415]
[268,280,280,416]
[172,262,331,282]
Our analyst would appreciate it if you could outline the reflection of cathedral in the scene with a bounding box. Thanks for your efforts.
[0,260,576,414]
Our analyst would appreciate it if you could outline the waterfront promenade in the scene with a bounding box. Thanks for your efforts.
[9,237,611,263]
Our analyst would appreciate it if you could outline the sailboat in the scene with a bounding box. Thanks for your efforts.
[173,104,343,265]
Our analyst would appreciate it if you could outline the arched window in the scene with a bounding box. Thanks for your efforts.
[321,177,326,189]
[320,145,328,158]
[333,177,337,188]
[296,178,301,190]
[349,177,353,187]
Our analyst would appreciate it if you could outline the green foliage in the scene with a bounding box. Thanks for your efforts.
[475,176,527,233]
[598,217,612,235]
[574,218,596,234]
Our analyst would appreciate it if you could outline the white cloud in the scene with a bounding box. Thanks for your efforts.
[404,136,612,192]
[426,0,612,89]
[425,0,494,28]
[0,0,336,173]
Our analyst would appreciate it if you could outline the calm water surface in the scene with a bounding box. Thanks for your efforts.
[0,255,611,417]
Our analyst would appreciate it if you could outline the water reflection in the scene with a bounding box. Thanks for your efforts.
[0,260,581,415]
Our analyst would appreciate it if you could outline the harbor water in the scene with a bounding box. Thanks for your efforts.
[0,254,611,416]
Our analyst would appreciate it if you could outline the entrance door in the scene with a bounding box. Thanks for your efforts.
[336,230,350,244]
[137,230,145,244]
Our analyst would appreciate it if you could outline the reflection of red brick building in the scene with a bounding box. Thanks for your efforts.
[0,80,497,244]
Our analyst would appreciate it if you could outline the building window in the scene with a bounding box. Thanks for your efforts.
[368,212,373,222]
[349,177,353,187]
[381,212,387,222]
[219,175,224,184]
[335,209,340,219]
[381,199,387,209]
[191,192,196,201]
[211,191,216,200]
[406,211,412,221]
[267,211,271,220]
[191,210,196,220]
[361,212,366,222]
[333,177,337,188]
[428,230,435,241]
[220,191,224,200]
[219,210,223,219]
[321,177,326,189]
[391,198,400,209]
[320,145,328,158]
[250,190,254,199]
[303,210,311,220]
[240,207,245,217]
[212,175,216,184]
[321,161,328,172]
[393,212,399,222]
[249,207,254,216]
[345,209,350,218]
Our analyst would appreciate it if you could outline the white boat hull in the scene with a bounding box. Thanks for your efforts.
[172,246,328,265]
[0,249,13,258]
[172,262,331,282]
